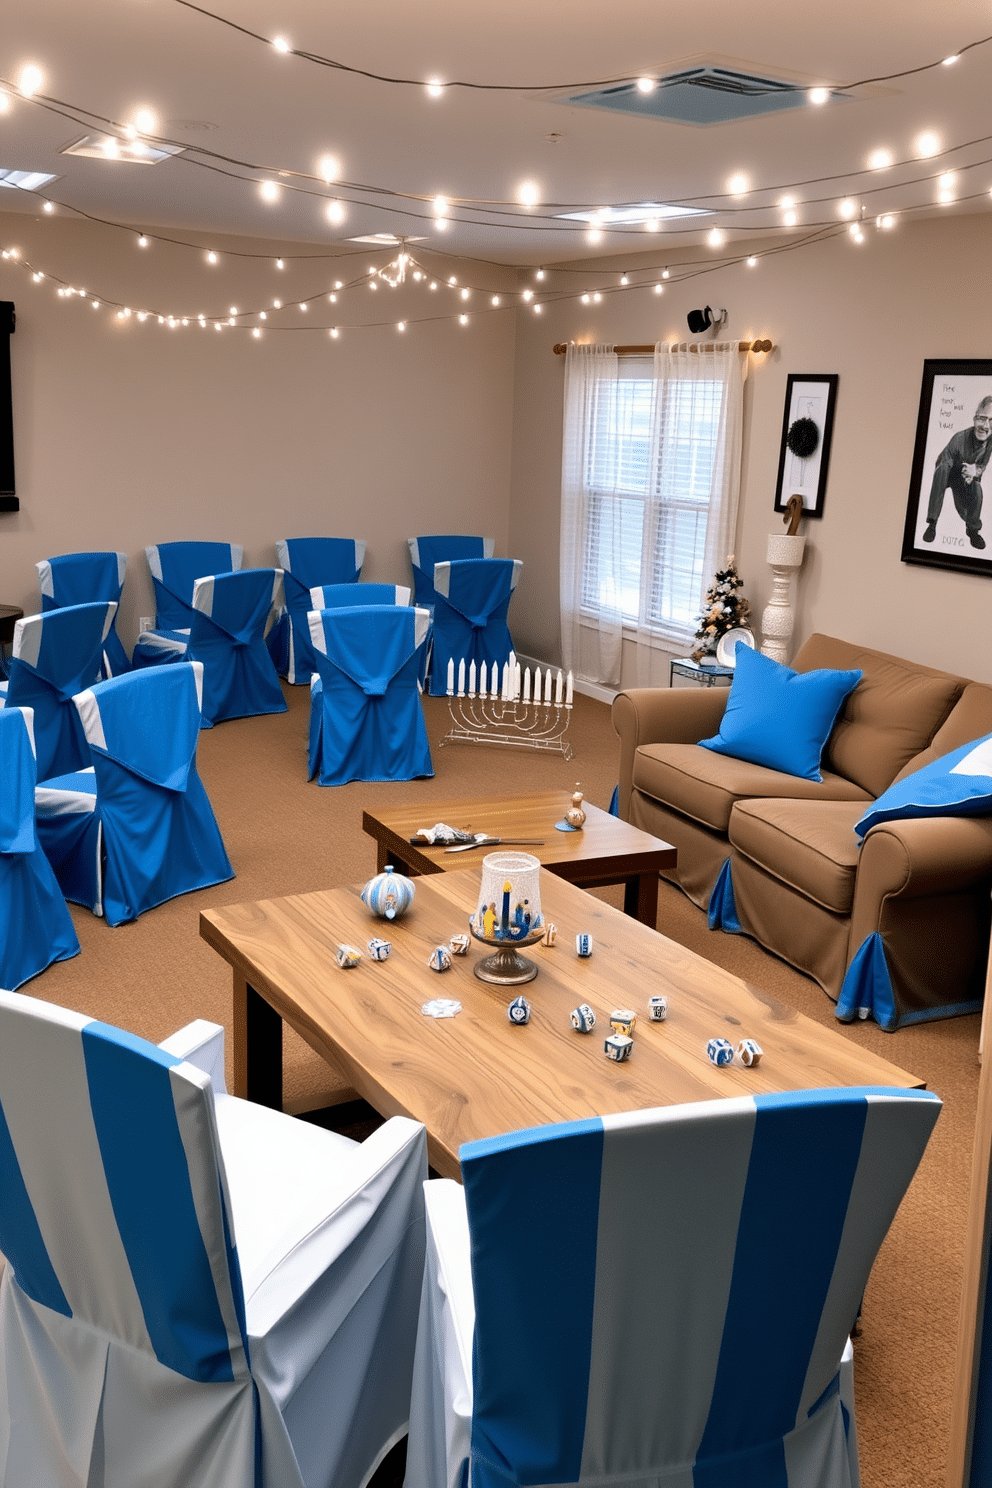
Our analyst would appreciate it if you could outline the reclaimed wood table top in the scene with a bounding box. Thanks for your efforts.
[201,867,923,1180]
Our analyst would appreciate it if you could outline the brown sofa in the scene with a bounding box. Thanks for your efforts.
[612,634,992,1029]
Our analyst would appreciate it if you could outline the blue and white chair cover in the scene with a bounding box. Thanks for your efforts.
[0,991,428,1488]
[186,569,287,726]
[405,1087,942,1488]
[34,662,234,925]
[407,534,494,610]
[310,582,411,610]
[36,550,131,678]
[271,537,366,683]
[308,605,433,786]
[426,557,522,697]
[0,708,80,989]
[134,541,243,666]
[1,603,115,780]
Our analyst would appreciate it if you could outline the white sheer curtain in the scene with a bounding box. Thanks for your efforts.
[560,343,623,686]
[559,340,748,690]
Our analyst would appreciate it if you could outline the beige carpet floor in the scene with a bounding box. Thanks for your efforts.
[24,682,981,1488]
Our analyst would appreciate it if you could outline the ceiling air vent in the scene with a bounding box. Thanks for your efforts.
[564,67,842,126]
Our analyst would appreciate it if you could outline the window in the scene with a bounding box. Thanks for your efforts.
[580,358,725,642]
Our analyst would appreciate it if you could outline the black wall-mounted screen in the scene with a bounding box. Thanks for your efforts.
[0,301,16,511]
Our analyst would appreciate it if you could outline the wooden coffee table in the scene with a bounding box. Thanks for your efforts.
[362,789,676,926]
[200,868,923,1181]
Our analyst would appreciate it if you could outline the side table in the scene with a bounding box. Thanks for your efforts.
[669,656,734,688]
[0,604,23,679]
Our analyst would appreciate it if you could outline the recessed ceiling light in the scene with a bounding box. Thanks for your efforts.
[60,134,184,164]
[0,168,59,191]
[558,201,709,225]
[348,233,426,245]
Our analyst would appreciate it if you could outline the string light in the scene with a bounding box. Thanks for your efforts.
[459,314,468,324]
[728,174,748,196]
[206,251,218,264]
[426,80,445,98]
[491,295,500,305]
[517,181,539,208]
[808,87,829,105]
[635,77,656,93]
[133,107,157,134]
[43,201,54,212]
[318,155,339,183]
[868,148,893,170]
[276,258,284,268]
[137,233,149,246]
[259,180,280,203]
[271,36,291,53]
[707,228,726,247]
[325,201,345,225]
[18,65,43,97]
[916,131,941,158]
[746,255,758,266]
[535,268,545,279]
[838,198,858,219]
[654,283,663,293]
[330,326,339,337]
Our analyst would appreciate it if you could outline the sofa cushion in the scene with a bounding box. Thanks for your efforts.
[792,636,964,798]
[729,798,866,914]
[895,683,992,783]
[698,646,862,782]
[632,742,872,834]
[854,733,992,840]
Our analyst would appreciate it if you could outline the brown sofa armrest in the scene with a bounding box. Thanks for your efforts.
[850,815,992,942]
[611,687,729,820]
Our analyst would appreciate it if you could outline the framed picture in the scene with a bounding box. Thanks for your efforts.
[773,373,838,520]
[902,359,992,577]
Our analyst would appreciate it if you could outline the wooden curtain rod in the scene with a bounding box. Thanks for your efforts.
[553,339,774,356]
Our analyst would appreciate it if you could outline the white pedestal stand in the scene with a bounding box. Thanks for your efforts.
[760,533,806,665]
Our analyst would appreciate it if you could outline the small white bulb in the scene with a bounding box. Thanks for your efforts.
[517,180,539,208]
[134,107,156,134]
[491,295,500,305]
[138,234,149,246]
[461,287,470,299]
[708,227,726,247]
[522,289,533,301]
[587,227,603,245]
[272,35,291,52]
[397,321,405,331]
[253,327,261,338]
[661,268,670,278]
[459,314,468,324]
[581,293,590,304]
[260,180,280,203]
[299,302,307,311]
[330,327,339,337]
[276,258,284,268]
[325,201,346,225]
[808,87,829,105]
[838,198,858,219]
[942,54,959,66]
[18,65,43,98]
[319,154,339,183]
[916,131,940,158]
[635,77,656,93]
[206,251,218,264]
[746,255,758,267]
[728,173,748,196]
[43,200,54,212]
[654,283,663,294]
[536,268,545,279]
[868,148,892,171]
[272,299,281,309]
[426,79,444,98]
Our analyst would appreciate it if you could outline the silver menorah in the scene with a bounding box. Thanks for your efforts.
[440,654,574,760]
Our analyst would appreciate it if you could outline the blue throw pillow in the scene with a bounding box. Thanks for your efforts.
[854,732,992,840]
[698,645,862,782]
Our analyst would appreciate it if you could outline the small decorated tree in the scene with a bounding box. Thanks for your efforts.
[690,555,751,661]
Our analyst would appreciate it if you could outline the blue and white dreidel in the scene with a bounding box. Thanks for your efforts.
[604,1032,633,1062]
[610,1008,636,1036]
[648,995,668,1022]
[427,945,452,973]
[449,933,471,956]
[706,1037,734,1067]
[361,864,416,921]
[576,932,593,958]
[570,1003,596,1033]
[335,944,362,969]
[367,937,391,961]
[508,995,531,1025]
[737,1038,764,1067]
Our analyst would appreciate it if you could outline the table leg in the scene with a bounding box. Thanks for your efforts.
[623,871,659,928]
[232,973,283,1108]
[377,844,414,876]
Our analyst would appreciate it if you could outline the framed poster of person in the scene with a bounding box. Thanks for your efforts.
[902,359,992,577]
[773,373,838,520]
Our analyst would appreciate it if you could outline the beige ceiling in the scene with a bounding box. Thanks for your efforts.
[1,0,990,266]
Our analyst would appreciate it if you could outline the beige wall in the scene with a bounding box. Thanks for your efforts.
[507,212,992,684]
[0,213,517,646]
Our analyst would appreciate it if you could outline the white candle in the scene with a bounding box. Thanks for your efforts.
[523,666,531,703]
[544,668,553,703]
[446,658,455,695]
[566,670,574,705]
[509,649,516,670]
[457,658,465,696]
[480,661,487,695]
[468,660,476,696]
[555,668,564,704]
[513,662,521,700]
[492,665,500,699]
[533,667,542,704]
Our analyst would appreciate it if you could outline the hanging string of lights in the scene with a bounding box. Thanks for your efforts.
[169,0,992,100]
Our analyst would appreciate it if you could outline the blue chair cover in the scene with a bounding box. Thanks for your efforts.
[310,582,410,609]
[0,990,429,1488]
[37,550,131,678]
[189,569,287,726]
[308,606,433,786]
[406,1087,942,1488]
[273,538,366,684]
[427,557,522,696]
[34,663,234,925]
[407,534,493,609]
[0,708,80,988]
[3,603,115,779]
[134,541,243,667]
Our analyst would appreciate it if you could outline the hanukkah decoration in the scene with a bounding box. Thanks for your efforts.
[540,922,558,947]
[604,1033,633,1063]
[335,944,362,969]
[367,937,391,961]
[449,933,471,956]
[361,864,416,920]
[737,1038,764,1067]
[570,1004,596,1033]
[442,651,574,761]
[565,784,587,830]
[706,1037,734,1067]
[470,851,544,985]
[610,1009,636,1036]
[428,945,453,973]
[507,995,532,1024]
[576,933,593,958]
[648,995,668,1022]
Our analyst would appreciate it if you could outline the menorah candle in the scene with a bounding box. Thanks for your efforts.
[545,668,553,703]
[480,661,487,694]
[458,659,466,696]
[502,663,510,699]
[468,660,477,696]
[555,669,564,704]
[492,666,499,699]
[533,667,541,703]
[447,658,455,695]
[566,671,574,705]
[523,666,531,702]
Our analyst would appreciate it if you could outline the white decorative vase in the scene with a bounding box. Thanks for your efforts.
[760,534,806,665]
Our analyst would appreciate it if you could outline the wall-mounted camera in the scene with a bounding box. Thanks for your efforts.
[686,306,727,335]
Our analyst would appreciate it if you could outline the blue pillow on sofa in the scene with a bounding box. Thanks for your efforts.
[699,645,862,782]
[854,732,992,840]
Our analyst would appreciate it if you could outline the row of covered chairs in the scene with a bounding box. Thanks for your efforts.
[0,984,942,1488]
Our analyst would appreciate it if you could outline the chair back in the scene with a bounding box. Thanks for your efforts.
[459,1088,941,1487]
[310,605,430,696]
[75,662,204,791]
[145,542,243,630]
[407,535,493,608]
[311,582,411,609]
[0,706,37,855]
[276,537,365,604]
[37,550,131,677]
[427,557,521,696]
[0,987,249,1383]
[6,603,116,778]
[188,570,286,725]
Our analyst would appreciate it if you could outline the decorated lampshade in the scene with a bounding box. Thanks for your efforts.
[361,864,416,920]
[471,852,543,945]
